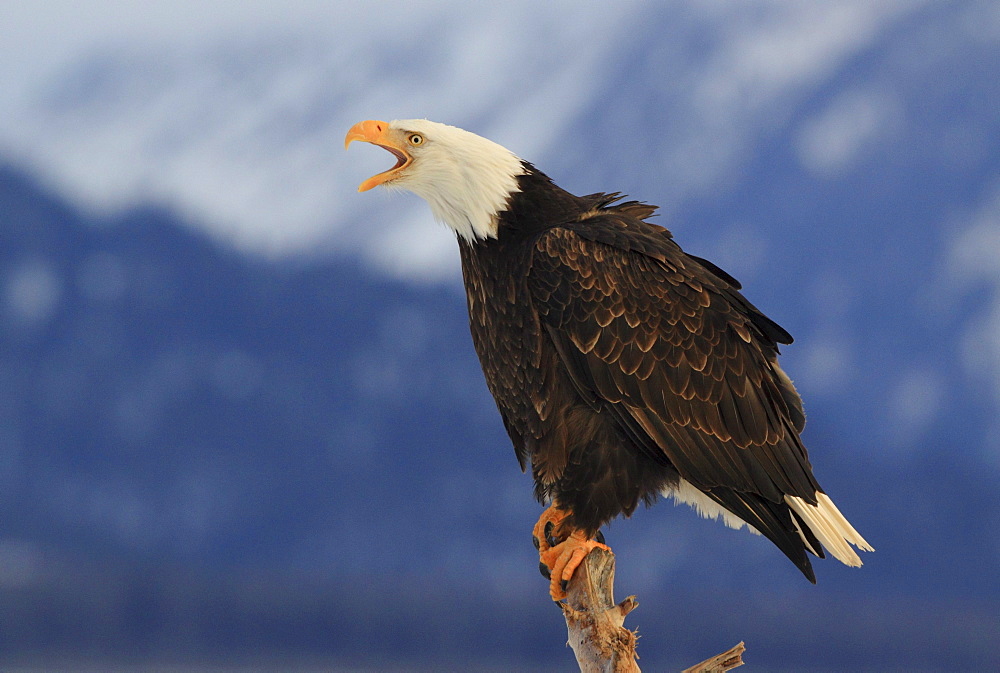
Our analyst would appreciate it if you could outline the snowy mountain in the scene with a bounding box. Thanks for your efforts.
[0,2,933,275]
[2,1,999,670]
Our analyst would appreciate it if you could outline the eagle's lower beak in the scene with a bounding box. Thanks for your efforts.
[345,119,412,192]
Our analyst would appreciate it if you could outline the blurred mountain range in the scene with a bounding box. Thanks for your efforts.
[1,1,1000,671]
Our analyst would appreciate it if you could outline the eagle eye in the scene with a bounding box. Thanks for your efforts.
[408,133,424,146]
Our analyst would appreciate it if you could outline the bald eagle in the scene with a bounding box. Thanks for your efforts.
[346,119,872,599]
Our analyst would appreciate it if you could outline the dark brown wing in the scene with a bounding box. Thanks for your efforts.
[528,211,822,577]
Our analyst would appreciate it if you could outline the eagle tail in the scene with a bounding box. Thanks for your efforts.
[785,493,874,567]
[667,479,819,582]
[666,480,873,581]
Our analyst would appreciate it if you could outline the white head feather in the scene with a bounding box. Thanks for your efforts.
[381,119,526,242]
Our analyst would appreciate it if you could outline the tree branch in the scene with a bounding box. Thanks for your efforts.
[557,547,745,672]
[682,642,746,673]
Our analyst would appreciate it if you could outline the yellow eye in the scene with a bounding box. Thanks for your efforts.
[408,133,423,146]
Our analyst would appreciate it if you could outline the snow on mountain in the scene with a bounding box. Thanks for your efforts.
[1,0,924,280]
[0,1,638,279]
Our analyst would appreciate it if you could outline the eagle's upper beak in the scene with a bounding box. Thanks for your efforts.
[344,119,413,192]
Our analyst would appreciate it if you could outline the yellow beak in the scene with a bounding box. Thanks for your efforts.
[344,119,412,192]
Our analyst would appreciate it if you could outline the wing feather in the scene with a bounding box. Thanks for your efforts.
[528,221,826,570]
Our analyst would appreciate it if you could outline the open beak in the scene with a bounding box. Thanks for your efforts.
[344,119,412,192]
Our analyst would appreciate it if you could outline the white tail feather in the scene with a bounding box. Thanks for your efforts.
[785,493,874,567]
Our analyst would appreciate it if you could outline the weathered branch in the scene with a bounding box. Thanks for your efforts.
[682,642,746,673]
[558,547,745,672]
[560,547,640,672]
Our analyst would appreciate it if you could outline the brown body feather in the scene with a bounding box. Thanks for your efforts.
[460,165,824,581]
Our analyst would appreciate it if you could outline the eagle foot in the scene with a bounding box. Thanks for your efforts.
[533,505,610,601]
[540,531,611,601]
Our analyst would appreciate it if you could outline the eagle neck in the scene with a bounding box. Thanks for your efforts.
[495,164,587,238]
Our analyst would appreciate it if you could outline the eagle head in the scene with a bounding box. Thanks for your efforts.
[345,119,525,242]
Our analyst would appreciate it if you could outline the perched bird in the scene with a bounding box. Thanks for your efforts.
[346,119,872,600]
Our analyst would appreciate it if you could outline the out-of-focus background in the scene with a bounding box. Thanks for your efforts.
[1,1,998,671]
